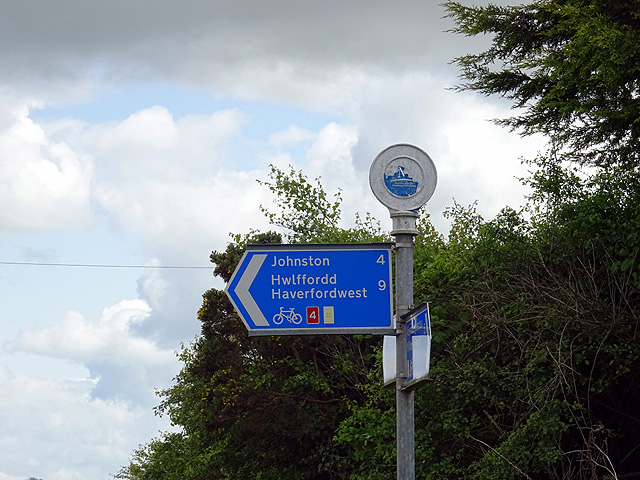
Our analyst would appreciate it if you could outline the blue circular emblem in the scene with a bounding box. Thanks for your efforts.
[369,144,437,211]
[384,157,421,197]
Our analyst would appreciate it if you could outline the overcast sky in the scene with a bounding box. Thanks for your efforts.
[0,2,543,479]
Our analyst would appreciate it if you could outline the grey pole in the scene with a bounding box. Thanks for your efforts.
[392,211,418,480]
[369,143,436,480]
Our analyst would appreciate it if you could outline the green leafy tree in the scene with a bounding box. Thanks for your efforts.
[116,166,390,480]
[337,176,640,479]
[444,0,640,168]
[257,164,388,244]
[118,162,640,479]
[370,3,640,478]
[336,4,640,478]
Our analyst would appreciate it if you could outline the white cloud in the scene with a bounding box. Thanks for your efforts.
[5,297,182,407]
[0,104,93,233]
[268,124,315,147]
[341,71,547,229]
[68,106,249,184]
[0,365,169,480]
[137,260,169,310]
[94,170,272,262]
[35,105,271,263]
[304,123,365,224]
[306,123,359,179]
[433,95,546,217]
[0,473,22,480]
[7,299,173,367]
[100,105,179,150]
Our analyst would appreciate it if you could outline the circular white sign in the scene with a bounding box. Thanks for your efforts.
[369,144,437,211]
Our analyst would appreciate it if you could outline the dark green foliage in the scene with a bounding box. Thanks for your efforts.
[337,170,640,479]
[406,3,640,476]
[444,0,640,169]
[118,162,640,479]
[118,160,640,479]
[117,166,389,479]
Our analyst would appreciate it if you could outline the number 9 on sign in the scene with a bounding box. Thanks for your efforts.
[378,280,386,291]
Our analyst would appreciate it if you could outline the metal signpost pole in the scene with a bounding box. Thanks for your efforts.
[369,144,437,480]
[393,212,418,480]
[226,143,436,480]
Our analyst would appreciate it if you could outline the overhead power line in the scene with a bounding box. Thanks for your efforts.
[0,261,212,269]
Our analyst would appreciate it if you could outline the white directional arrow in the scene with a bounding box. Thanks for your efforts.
[233,253,269,326]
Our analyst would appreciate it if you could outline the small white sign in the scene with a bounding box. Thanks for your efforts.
[383,303,432,388]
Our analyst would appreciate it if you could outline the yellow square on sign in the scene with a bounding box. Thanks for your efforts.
[323,306,334,324]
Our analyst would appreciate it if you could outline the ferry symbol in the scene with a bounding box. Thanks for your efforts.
[384,165,419,197]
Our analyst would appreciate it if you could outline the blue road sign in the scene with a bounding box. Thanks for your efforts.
[405,303,431,387]
[225,243,394,336]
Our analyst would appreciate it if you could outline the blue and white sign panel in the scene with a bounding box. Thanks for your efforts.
[406,303,431,386]
[225,243,394,336]
[383,304,432,388]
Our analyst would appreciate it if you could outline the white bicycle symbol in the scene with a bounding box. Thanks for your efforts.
[272,307,302,325]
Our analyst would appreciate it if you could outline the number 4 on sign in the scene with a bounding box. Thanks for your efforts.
[307,306,320,324]
[377,254,385,265]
